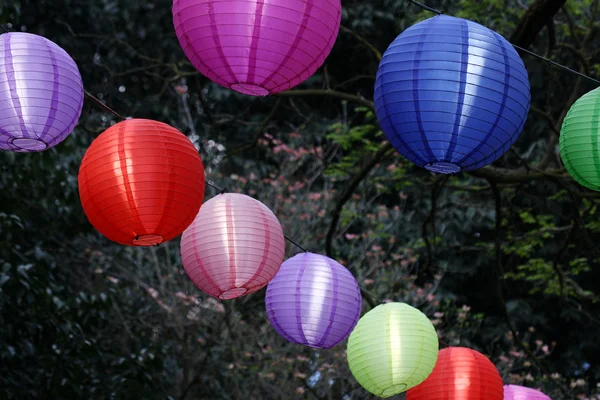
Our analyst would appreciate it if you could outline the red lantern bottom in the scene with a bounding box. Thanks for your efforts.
[425,162,461,174]
[218,287,248,300]
[132,234,164,246]
[230,83,270,96]
[10,137,48,151]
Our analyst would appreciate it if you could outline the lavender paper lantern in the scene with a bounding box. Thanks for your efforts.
[172,0,342,96]
[180,193,286,300]
[0,32,84,152]
[265,252,362,349]
[504,384,552,400]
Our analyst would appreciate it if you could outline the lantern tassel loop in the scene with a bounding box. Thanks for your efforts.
[408,0,600,86]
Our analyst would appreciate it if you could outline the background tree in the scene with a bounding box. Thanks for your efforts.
[1,0,599,399]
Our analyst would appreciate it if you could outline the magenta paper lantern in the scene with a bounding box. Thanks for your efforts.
[180,193,286,299]
[504,385,552,400]
[0,32,84,152]
[265,252,362,349]
[172,0,342,96]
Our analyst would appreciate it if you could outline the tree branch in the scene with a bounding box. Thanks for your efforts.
[325,142,394,257]
[509,0,567,51]
[339,25,383,61]
[275,89,375,111]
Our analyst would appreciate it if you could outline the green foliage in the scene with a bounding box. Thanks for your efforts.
[1,0,600,399]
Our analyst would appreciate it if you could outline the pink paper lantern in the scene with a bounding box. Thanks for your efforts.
[504,385,552,400]
[172,0,342,96]
[180,193,286,299]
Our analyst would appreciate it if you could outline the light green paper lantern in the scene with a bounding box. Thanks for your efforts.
[560,87,600,191]
[346,302,439,398]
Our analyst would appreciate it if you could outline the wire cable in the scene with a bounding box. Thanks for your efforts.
[407,0,600,86]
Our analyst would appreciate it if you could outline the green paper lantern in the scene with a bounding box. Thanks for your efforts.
[560,87,600,191]
[346,302,439,398]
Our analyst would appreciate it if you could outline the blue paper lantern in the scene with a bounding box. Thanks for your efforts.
[375,15,531,173]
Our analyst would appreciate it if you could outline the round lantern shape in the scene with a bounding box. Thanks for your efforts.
[78,119,205,246]
[375,15,531,174]
[180,193,286,300]
[346,302,439,398]
[265,252,362,349]
[559,87,600,191]
[172,0,342,96]
[407,347,504,400]
[0,32,84,152]
[504,384,552,400]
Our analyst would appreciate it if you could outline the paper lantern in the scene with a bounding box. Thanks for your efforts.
[78,119,205,246]
[375,15,531,174]
[180,193,286,299]
[504,384,552,400]
[265,252,361,349]
[0,32,84,152]
[172,0,341,96]
[346,302,439,398]
[559,87,600,191]
[407,347,503,400]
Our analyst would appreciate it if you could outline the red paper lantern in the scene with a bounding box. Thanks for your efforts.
[407,347,503,400]
[78,119,205,246]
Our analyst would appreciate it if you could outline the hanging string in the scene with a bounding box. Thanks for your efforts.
[407,0,600,86]
[1,25,10,33]
[84,89,126,121]
[205,179,308,252]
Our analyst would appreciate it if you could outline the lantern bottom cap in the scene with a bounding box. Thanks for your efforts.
[425,161,461,174]
[230,83,270,97]
[10,137,48,151]
[132,234,164,246]
[380,383,407,397]
[218,287,248,300]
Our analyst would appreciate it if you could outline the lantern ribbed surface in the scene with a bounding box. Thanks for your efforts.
[180,193,286,300]
[559,87,600,191]
[172,0,341,96]
[375,15,530,174]
[346,302,439,398]
[78,119,205,246]
[406,347,504,400]
[265,252,362,349]
[0,32,84,152]
[504,384,552,400]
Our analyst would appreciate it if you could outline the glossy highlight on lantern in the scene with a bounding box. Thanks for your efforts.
[407,346,504,400]
[180,193,286,300]
[172,0,342,96]
[0,32,84,152]
[78,118,205,246]
[346,302,439,398]
[375,15,531,173]
[265,252,362,349]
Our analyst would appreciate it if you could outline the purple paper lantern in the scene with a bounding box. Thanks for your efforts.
[0,32,84,152]
[504,384,552,400]
[265,252,362,349]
